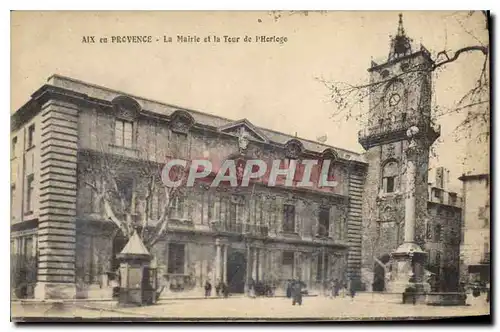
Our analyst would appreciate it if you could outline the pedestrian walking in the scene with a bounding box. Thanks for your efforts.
[333,279,340,298]
[215,279,221,297]
[286,280,292,298]
[248,278,256,298]
[291,279,304,306]
[222,282,229,298]
[204,279,212,298]
[486,282,490,303]
[348,278,357,300]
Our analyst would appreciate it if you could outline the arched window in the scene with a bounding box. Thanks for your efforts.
[382,160,398,193]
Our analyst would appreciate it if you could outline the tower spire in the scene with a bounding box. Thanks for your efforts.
[388,13,412,61]
[397,13,405,36]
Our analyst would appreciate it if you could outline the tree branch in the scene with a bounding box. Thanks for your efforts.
[433,45,488,70]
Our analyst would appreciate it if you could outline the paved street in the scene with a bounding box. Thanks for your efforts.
[11,293,490,321]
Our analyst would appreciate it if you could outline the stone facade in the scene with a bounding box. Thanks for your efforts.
[11,75,367,299]
[459,101,490,286]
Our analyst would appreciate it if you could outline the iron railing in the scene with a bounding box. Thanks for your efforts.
[210,221,269,237]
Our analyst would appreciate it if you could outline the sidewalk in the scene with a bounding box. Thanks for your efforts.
[12,290,320,304]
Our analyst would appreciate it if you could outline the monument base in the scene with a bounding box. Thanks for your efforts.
[34,282,76,300]
[387,242,429,294]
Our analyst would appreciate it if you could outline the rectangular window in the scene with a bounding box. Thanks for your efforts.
[24,237,33,258]
[172,132,188,159]
[114,119,134,148]
[426,222,432,239]
[170,195,185,219]
[448,193,457,206]
[282,251,294,280]
[11,136,17,158]
[116,177,134,211]
[478,206,489,228]
[483,242,489,256]
[318,207,330,237]
[168,243,185,274]
[25,174,34,214]
[88,178,103,214]
[282,204,295,233]
[10,184,15,218]
[385,177,395,193]
[316,254,329,282]
[230,201,237,224]
[149,193,160,220]
[27,124,35,149]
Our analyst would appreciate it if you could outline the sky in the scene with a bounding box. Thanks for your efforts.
[10,11,489,192]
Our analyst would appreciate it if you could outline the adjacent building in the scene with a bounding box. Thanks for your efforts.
[459,104,490,287]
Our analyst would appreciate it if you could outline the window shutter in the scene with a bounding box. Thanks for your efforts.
[313,204,319,236]
[311,253,318,283]
[293,252,298,279]
[276,197,283,233]
[220,197,227,224]
[294,202,300,234]
[329,205,336,240]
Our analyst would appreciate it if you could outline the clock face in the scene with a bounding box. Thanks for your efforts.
[385,81,405,108]
[389,93,401,106]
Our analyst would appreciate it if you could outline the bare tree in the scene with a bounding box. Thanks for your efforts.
[319,11,489,144]
[80,142,189,250]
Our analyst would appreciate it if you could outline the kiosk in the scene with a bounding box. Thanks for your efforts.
[117,230,157,306]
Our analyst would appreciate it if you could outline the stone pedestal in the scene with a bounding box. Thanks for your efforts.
[387,243,430,293]
[34,282,76,300]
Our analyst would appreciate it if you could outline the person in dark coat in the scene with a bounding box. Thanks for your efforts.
[222,282,229,298]
[286,280,292,298]
[248,278,256,298]
[291,279,303,306]
[215,279,221,297]
[204,280,212,298]
[348,278,357,300]
[333,279,339,298]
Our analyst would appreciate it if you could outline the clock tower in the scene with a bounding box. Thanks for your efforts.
[359,14,440,290]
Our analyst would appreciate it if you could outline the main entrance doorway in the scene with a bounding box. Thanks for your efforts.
[227,249,247,294]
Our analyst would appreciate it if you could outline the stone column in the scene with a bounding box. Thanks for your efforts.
[252,248,258,280]
[35,100,79,299]
[245,244,252,294]
[404,147,417,243]
[222,245,228,283]
[388,127,429,294]
[257,248,263,281]
[215,238,221,283]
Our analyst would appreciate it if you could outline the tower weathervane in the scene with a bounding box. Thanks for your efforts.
[397,13,405,37]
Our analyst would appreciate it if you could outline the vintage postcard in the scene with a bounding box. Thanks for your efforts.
[10,10,490,322]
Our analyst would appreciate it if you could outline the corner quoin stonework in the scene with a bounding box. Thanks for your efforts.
[347,166,365,281]
[35,100,79,299]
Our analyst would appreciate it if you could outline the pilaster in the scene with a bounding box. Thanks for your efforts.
[36,100,79,299]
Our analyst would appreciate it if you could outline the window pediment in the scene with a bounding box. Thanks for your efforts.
[112,96,141,120]
[285,139,304,159]
[170,110,195,134]
[218,119,269,144]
